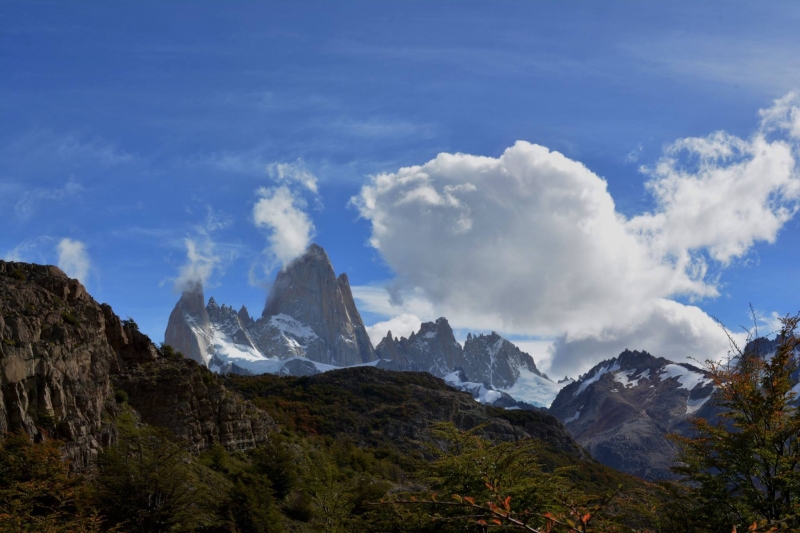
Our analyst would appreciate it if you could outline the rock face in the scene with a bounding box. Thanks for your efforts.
[164,284,213,366]
[549,349,717,480]
[376,318,462,376]
[0,261,119,469]
[165,244,377,374]
[0,260,274,468]
[112,357,275,454]
[462,332,548,389]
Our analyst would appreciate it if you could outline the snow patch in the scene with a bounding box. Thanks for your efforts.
[574,361,620,397]
[686,394,712,415]
[500,368,565,408]
[613,368,651,388]
[564,410,581,423]
[269,314,318,340]
[443,371,503,405]
[660,364,711,390]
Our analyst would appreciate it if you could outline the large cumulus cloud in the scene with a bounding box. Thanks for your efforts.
[352,93,800,376]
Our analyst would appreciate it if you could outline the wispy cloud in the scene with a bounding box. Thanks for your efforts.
[3,236,56,264]
[171,205,237,293]
[1,129,134,169]
[15,177,84,220]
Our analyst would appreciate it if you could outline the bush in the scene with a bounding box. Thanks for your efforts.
[61,312,79,327]
[159,343,184,360]
[114,389,128,404]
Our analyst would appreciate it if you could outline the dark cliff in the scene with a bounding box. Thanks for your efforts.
[0,261,274,468]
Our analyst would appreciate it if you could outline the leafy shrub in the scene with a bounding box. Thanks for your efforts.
[121,317,139,331]
[61,311,79,326]
[10,269,26,282]
[114,389,128,404]
[158,343,184,360]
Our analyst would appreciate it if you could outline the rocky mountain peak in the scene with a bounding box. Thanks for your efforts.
[165,284,212,365]
[615,349,662,371]
[462,331,547,388]
[166,243,376,373]
[237,305,252,326]
[177,283,206,317]
[550,348,717,480]
[256,243,375,366]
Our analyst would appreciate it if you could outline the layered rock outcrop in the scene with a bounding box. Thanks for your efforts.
[0,260,274,468]
[0,261,119,468]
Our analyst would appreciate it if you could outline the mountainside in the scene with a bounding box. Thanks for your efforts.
[0,260,273,468]
[165,244,377,375]
[549,349,717,480]
[224,365,585,459]
[376,318,560,407]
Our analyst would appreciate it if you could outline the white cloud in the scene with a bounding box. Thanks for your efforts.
[250,161,321,274]
[365,313,423,346]
[56,238,90,282]
[267,159,319,194]
[174,237,220,292]
[253,186,315,269]
[352,93,800,376]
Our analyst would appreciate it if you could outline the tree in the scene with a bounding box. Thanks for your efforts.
[0,431,103,532]
[384,423,619,532]
[672,314,800,531]
[94,409,208,532]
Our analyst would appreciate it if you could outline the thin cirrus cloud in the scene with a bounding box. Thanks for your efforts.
[14,177,84,221]
[351,92,800,376]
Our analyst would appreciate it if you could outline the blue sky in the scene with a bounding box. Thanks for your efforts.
[3,1,800,375]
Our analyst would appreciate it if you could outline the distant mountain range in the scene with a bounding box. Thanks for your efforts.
[164,244,559,407]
